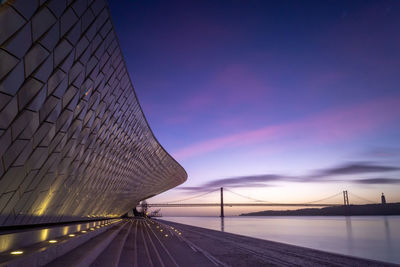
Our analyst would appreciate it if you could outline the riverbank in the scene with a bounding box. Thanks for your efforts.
[159,219,394,266]
[240,203,400,216]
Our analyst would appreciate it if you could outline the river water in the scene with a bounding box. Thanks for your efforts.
[162,216,400,264]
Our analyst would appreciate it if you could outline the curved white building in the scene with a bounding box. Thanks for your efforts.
[0,0,187,226]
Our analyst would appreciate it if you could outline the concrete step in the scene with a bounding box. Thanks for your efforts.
[45,222,127,267]
[0,219,118,254]
[0,220,122,267]
[90,220,133,267]
[119,218,218,267]
[118,219,139,267]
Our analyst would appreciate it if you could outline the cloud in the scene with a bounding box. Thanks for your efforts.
[315,162,400,176]
[177,182,276,192]
[163,114,191,125]
[352,178,400,184]
[362,147,400,158]
[182,91,214,111]
[172,124,285,160]
[178,162,400,192]
[180,64,269,112]
[201,174,286,188]
[176,186,205,191]
[172,95,400,160]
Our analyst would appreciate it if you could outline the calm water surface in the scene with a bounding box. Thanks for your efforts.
[163,216,400,264]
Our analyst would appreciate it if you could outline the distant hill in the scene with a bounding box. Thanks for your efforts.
[240,203,400,216]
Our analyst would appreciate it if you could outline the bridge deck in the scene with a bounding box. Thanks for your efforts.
[145,203,341,207]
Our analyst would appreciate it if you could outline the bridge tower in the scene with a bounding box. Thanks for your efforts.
[220,187,224,217]
[343,190,349,206]
[343,190,350,215]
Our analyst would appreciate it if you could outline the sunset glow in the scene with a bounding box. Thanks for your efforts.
[109,0,400,215]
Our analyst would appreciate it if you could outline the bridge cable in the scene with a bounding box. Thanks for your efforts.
[160,188,219,204]
[348,192,376,204]
[227,189,343,205]
[224,188,274,203]
[302,192,343,204]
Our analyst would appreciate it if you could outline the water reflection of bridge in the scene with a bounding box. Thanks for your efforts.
[143,188,379,217]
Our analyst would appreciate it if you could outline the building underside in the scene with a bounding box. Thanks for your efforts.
[0,0,187,227]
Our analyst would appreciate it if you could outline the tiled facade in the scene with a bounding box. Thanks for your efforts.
[0,0,187,226]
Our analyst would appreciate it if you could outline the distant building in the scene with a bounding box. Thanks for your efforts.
[381,193,386,204]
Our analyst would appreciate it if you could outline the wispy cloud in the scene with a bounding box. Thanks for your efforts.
[172,96,400,160]
[352,178,400,184]
[315,163,400,176]
[183,64,269,110]
[176,162,400,191]
[362,147,400,158]
[165,63,271,126]
[172,124,285,160]
[201,174,286,188]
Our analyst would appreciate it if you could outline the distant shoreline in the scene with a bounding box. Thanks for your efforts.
[240,203,400,216]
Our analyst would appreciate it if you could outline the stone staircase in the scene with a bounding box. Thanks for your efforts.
[0,218,220,267]
[0,219,126,267]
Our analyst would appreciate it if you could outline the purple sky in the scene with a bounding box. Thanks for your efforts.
[109,1,400,215]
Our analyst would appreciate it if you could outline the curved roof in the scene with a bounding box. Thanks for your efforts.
[0,0,186,226]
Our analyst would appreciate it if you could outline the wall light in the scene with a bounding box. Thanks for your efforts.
[10,251,23,255]
[49,240,58,243]
[68,234,75,237]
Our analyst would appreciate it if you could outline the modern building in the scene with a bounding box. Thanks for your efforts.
[0,0,187,227]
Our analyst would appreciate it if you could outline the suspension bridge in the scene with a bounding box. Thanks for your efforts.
[140,188,380,217]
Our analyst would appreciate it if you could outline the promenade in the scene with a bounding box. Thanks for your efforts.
[0,218,394,266]
[155,219,393,267]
